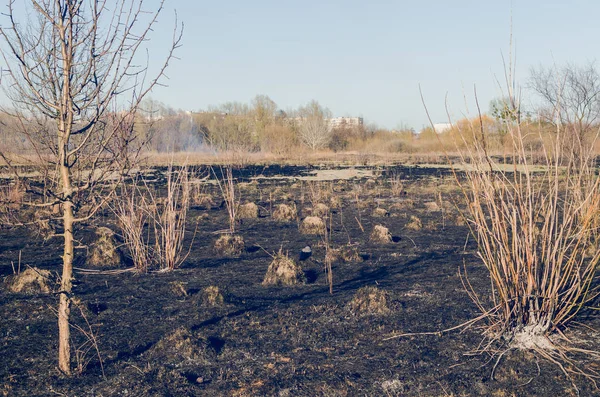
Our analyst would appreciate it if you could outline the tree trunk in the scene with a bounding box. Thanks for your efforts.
[58,164,74,375]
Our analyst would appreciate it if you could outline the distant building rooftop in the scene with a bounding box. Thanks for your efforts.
[433,123,452,133]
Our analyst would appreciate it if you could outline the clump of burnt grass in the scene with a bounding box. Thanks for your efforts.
[262,249,306,286]
[369,225,392,243]
[7,267,53,294]
[300,216,326,235]
[87,227,123,268]
[237,202,259,219]
[214,233,244,257]
[272,203,297,221]
[348,286,390,316]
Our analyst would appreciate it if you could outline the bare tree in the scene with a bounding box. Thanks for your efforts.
[0,0,182,375]
[295,100,332,151]
[529,62,600,154]
[251,94,277,137]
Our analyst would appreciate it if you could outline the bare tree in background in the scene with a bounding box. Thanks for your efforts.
[0,0,182,375]
[296,100,332,151]
[529,62,600,156]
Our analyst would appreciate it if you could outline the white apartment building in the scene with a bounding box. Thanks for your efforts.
[328,117,364,129]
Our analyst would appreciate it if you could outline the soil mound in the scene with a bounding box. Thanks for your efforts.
[192,193,215,209]
[325,246,361,264]
[329,196,342,209]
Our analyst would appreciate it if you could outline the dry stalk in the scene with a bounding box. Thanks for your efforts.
[150,164,192,271]
[212,165,238,233]
[322,213,334,294]
[111,179,152,273]
[113,164,194,272]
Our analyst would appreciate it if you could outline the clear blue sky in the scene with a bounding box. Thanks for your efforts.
[120,1,600,130]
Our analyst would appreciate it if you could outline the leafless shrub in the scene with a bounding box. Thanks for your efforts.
[112,181,152,273]
[113,165,193,272]
[389,174,404,196]
[445,83,600,384]
[212,165,238,233]
[151,165,192,272]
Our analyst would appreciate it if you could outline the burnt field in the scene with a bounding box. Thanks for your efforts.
[1,164,599,396]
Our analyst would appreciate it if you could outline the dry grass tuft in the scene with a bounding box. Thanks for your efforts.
[263,250,306,286]
[148,327,213,365]
[272,203,297,221]
[370,225,392,243]
[312,203,330,217]
[7,267,52,294]
[192,193,215,209]
[214,234,245,256]
[340,245,362,262]
[201,286,225,307]
[300,216,326,235]
[405,215,423,231]
[348,286,389,315]
[389,199,414,211]
[170,281,189,297]
[237,202,259,219]
[372,207,390,218]
[87,227,122,267]
[423,201,440,212]
[329,196,342,209]
[326,245,362,264]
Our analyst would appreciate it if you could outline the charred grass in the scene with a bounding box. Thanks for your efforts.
[0,164,599,396]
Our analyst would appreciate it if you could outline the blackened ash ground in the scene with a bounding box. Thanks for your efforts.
[1,164,599,396]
